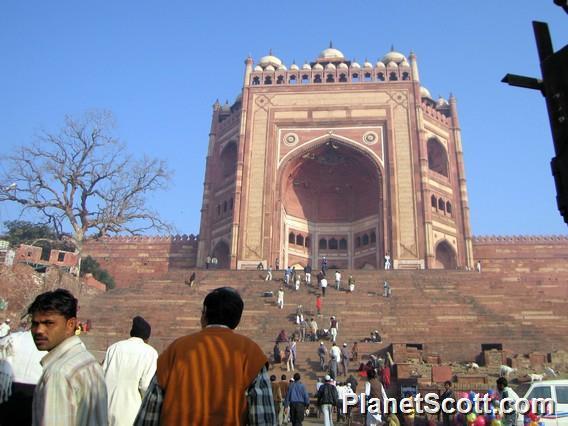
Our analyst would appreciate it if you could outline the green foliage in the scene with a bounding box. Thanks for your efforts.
[81,256,116,290]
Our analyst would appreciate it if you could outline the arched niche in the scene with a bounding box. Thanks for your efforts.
[427,138,449,177]
[211,240,230,269]
[434,240,457,269]
[220,142,237,179]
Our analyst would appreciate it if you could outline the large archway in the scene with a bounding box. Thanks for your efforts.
[279,140,383,269]
[211,240,230,269]
[434,240,457,269]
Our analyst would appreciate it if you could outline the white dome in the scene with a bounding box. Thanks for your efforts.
[350,61,361,69]
[381,50,407,64]
[264,64,275,71]
[338,62,348,70]
[277,64,287,71]
[254,65,263,72]
[363,60,373,68]
[302,62,312,70]
[420,86,432,99]
[319,47,345,60]
[386,61,398,68]
[221,103,231,112]
[290,63,299,70]
[325,63,336,71]
[313,63,324,71]
[375,61,386,69]
[400,59,410,67]
[259,54,282,68]
[437,96,449,107]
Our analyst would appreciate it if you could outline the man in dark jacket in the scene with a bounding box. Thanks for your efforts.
[284,373,310,426]
[317,375,338,426]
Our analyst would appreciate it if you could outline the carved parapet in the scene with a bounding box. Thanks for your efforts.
[420,102,450,126]
[473,235,568,244]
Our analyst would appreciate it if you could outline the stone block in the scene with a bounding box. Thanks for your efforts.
[483,350,504,367]
[455,374,488,385]
[529,352,546,369]
[432,366,452,383]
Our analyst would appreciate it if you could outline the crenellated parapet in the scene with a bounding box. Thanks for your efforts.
[473,235,568,244]
[421,101,451,126]
[89,234,199,243]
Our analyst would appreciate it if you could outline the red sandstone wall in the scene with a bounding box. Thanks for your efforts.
[472,236,568,274]
[82,235,198,288]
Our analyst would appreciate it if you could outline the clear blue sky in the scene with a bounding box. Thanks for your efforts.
[1,1,567,236]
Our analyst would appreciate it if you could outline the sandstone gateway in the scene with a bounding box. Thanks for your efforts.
[197,46,473,270]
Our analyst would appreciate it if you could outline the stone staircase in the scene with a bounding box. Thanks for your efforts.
[79,269,568,389]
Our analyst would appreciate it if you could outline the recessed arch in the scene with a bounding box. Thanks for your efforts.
[434,240,457,269]
[220,142,238,179]
[211,240,230,269]
[427,137,449,177]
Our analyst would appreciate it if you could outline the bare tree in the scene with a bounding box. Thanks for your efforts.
[0,110,172,253]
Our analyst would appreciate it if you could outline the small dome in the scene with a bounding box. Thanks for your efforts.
[350,61,361,69]
[313,63,324,71]
[319,47,345,60]
[290,63,299,71]
[221,102,231,112]
[420,86,432,99]
[254,65,263,72]
[325,63,336,71]
[400,59,410,67]
[338,62,348,70]
[302,62,312,70]
[381,50,407,64]
[277,64,287,71]
[363,60,373,68]
[375,61,386,69]
[264,64,275,72]
[259,53,282,68]
[436,96,449,107]
[386,61,398,68]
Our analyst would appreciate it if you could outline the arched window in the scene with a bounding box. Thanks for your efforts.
[296,234,304,246]
[319,238,327,250]
[329,238,338,250]
[229,198,233,210]
[326,74,335,83]
[314,74,322,83]
[289,232,296,244]
[223,201,227,212]
[305,237,310,248]
[289,75,297,84]
[264,76,272,85]
[252,76,260,85]
[427,138,449,177]
[370,232,376,244]
[438,198,446,212]
[339,238,347,250]
[301,74,310,84]
[446,201,452,215]
[402,72,410,81]
[352,73,359,82]
[220,142,238,178]
[339,73,347,82]
[356,236,361,248]
[364,72,372,82]
[389,72,398,81]
[377,73,385,81]
[276,75,285,84]
[431,195,437,209]
[362,234,369,245]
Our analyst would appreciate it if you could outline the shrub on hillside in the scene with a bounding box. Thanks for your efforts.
[81,256,115,290]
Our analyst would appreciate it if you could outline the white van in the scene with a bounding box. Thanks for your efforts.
[516,380,568,426]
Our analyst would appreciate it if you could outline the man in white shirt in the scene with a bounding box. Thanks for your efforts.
[29,288,107,426]
[320,277,328,297]
[330,342,342,364]
[103,316,158,426]
[0,319,10,338]
[334,271,341,290]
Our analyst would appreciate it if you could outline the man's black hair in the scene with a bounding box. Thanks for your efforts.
[444,380,452,386]
[203,287,244,329]
[281,374,287,380]
[497,377,508,387]
[27,288,78,319]
[367,369,377,379]
[270,375,277,382]
[293,372,301,381]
